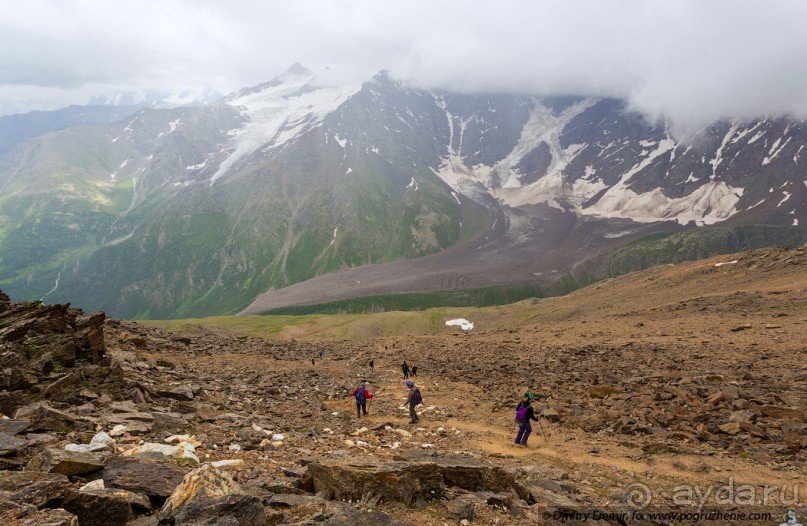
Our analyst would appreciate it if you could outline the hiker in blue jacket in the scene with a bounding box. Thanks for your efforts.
[514,392,539,446]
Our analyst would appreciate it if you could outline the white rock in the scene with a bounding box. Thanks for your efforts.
[395,429,412,438]
[228,444,242,451]
[122,442,199,463]
[355,440,368,447]
[109,424,128,437]
[323,428,332,433]
[80,479,105,491]
[90,431,115,446]
[331,412,339,416]
[271,433,285,441]
[210,459,245,469]
[344,439,356,447]
[271,441,283,447]
[65,443,108,453]
[421,443,434,448]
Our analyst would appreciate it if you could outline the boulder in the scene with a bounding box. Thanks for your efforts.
[158,464,247,524]
[0,431,27,455]
[0,499,78,526]
[395,451,516,493]
[170,494,267,525]
[307,458,445,504]
[156,385,195,401]
[25,448,106,477]
[760,405,806,422]
[62,487,141,526]
[441,493,478,521]
[0,471,71,507]
[718,422,742,435]
[589,385,618,398]
[320,500,408,525]
[14,402,78,432]
[102,454,190,498]
[0,418,32,435]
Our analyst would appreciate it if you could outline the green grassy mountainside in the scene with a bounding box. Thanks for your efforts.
[0,95,487,318]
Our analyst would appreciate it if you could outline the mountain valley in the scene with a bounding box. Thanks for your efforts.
[1,66,806,319]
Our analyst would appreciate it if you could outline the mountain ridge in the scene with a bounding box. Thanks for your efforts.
[0,67,805,318]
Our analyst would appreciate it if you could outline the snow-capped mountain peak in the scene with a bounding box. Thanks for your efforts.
[210,65,360,185]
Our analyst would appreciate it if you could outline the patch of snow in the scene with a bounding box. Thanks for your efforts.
[777,191,791,207]
[586,180,743,226]
[210,71,359,186]
[334,134,348,148]
[111,136,119,143]
[794,218,800,226]
[603,229,638,239]
[584,165,596,178]
[345,167,353,174]
[714,260,738,267]
[745,199,766,210]
[795,145,805,165]
[763,136,791,165]
[747,128,766,144]
[572,177,606,197]
[450,191,461,205]
[480,98,596,208]
[406,176,419,191]
[730,121,763,144]
[445,318,474,331]
[186,160,207,170]
[709,123,738,178]
[639,139,657,147]
[327,227,338,249]
[146,154,153,160]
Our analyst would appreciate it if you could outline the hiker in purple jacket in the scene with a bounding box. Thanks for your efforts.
[514,393,539,445]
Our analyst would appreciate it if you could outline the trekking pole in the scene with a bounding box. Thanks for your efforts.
[537,418,549,444]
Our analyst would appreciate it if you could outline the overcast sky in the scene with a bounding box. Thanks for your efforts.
[2,0,807,133]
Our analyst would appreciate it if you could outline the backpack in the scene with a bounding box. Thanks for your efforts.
[411,388,422,406]
[356,386,366,404]
[515,404,528,424]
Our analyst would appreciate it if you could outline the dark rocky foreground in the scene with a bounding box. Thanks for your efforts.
[0,289,625,525]
[2,245,807,526]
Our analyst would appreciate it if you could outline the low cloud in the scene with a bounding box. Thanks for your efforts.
[1,0,806,133]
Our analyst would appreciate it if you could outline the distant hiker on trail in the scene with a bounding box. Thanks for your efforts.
[311,357,315,366]
[353,380,374,418]
[405,381,422,424]
[411,365,418,377]
[369,359,374,368]
[514,392,539,446]
[402,361,410,379]
[319,351,323,359]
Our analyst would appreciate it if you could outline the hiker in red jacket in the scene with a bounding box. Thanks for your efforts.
[353,380,374,418]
